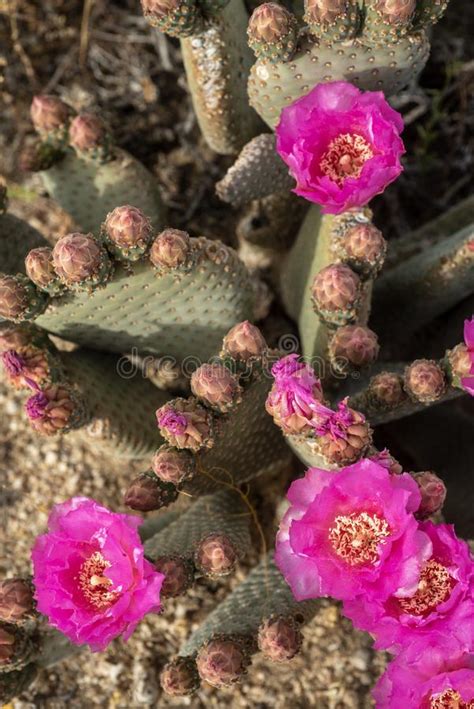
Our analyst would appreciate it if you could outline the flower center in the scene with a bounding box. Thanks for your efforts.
[329,512,390,566]
[157,409,188,435]
[78,552,118,609]
[320,133,374,186]
[429,688,473,708]
[398,559,454,616]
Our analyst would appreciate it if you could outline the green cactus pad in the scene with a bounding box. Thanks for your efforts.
[39,148,165,235]
[60,348,169,458]
[180,0,264,154]
[33,238,257,362]
[248,31,430,127]
[179,555,318,656]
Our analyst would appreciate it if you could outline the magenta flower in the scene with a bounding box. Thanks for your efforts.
[265,354,323,435]
[373,632,474,708]
[462,317,474,395]
[311,397,357,440]
[344,521,474,653]
[157,409,188,436]
[275,459,431,602]
[2,349,26,376]
[31,497,164,651]
[275,81,405,214]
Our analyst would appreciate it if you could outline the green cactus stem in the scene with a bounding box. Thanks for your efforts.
[144,489,251,591]
[348,343,468,425]
[280,205,385,374]
[161,555,317,692]
[23,229,259,363]
[216,133,295,207]
[372,223,474,347]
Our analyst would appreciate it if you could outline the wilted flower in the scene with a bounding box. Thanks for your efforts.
[31,497,164,651]
[344,522,474,653]
[275,459,430,601]
[265,354,323,435]
[462,316,474,395]
[276,81,404,214]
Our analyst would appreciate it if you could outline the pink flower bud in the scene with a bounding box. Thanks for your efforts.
[2,345,52,390]
[247,4,297,61]
[102,206,152,260]
[412,471,447,519]
[153,556,194,597]
[317,406,372,465]
[191,363,242,412]
[340,223,387,276]
[196,636,250,688]
[329,325,379,372]
[0,276,29,320]
[0,580,35,623]
[151,446,195,485]
[160,657,200,696]
[25,247,60,291]
[221,321,267,361]
[194,533,239,577]
[258,615,302,662]
[124,473,178,511]
[25,384,83,435]
[69,114,107,152]
[368,371,406,408]
[30,95,70,135]
[52,233,111,288]
[311,264,361,323]
[156,399,214,452]
[149,229,191,269]
[404,359,447,403]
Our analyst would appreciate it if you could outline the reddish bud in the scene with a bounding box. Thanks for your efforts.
[404,359,447,403]
[52,233,111,288]
[329,325,379,372]
[248,4,298,61]
[0,579,35,623]
[151,446,195,486]
[0,275,46,322]
[69,113,107,152]
[258,615,302,662]
[102,205,152,260]
[368,371,406,408]
[221,321,267,361]
[194,533,239,577]
[191,363,242,412]
[196,636,250,688]
[156,398,214,452]
[30,95,70,135]
[340,223,387,276]
[160,657,200,696]
[149,229,191,269]
[412,471,447,519]
[25,384,84,435]
[25,247,62,293]
[124,472,178,512]
[153,556,194,597]
[311,264,361,323]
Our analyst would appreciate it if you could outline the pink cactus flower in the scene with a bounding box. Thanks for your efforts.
[31,497,164,651]
[157,409,188,436]
[344,521,474,653]
[275,81,405,214]
[275,459,431,602]
[265,354,324,435]
[373,632,474,708]
[462,316,474,395]
[311,397,357,440]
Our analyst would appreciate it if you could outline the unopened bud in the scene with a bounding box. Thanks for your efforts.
[248,4,298,62]
[52,233,112,290]
[446,343,471,388]
[404,359,447,403]
[318,409,372,465]
[311,264,361,325]
[0,275,47,322]
[149,229,191,269]
[368,371,406,409]
[153,556,194,597]
[194,533,239,577]
[141,0,202,37]
[258,615,302,662]
[340,223,387,277]
[191,363,242,412]
[30,95,70,138]
[151,446,195,486]
[221,321,267,362]
[69,113,109,156]
[329,325,379,373]
[124,472,178,511]
[160,657,200,696]
[25,247,64,295]
[412,471,447,519]
[102,206,152,261]
[0,580,35,623]
[196,636,250,688]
